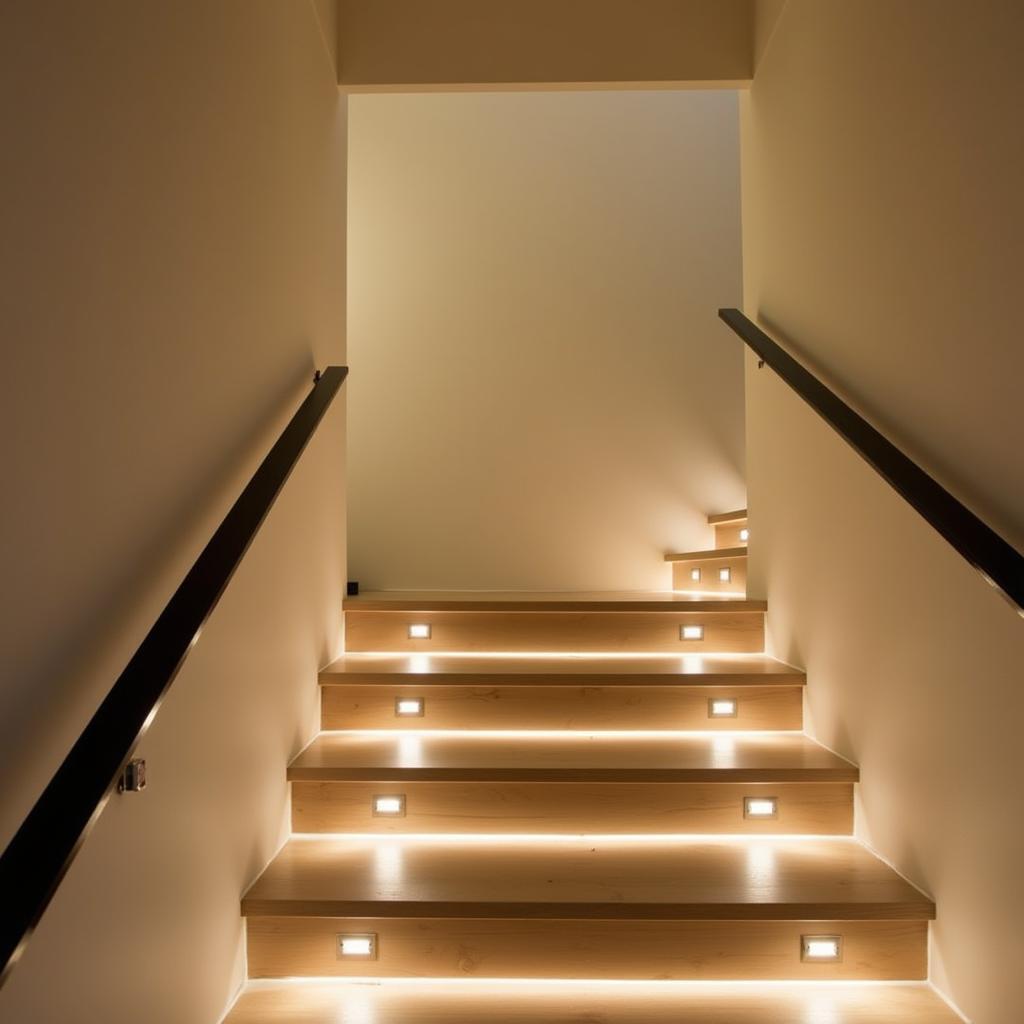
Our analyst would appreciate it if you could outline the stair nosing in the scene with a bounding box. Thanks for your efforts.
[288,766,859,783]
[664,546,748,562]
[343,594,767,613]
[240,897,934,921]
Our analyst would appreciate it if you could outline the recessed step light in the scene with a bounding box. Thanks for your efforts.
[719,567,732,582]
[373,794,406,817]
[337,933,377,959]
[801,935,843,961]
[740,528,749,542]
[708,697,738,718]
[680,625,705,641]
[408,623,432,639]
[690,568,702,582]
[395,697,425,717]
[744,796,778,819]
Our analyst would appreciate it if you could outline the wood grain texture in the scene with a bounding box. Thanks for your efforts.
[224,980,959,1022]
[242,837,935,920]
[289,732,857,782]
[321,683,804,731]
[344,611,764,653]
[291,780,854,835]
[320,653,805,686]
[344,591,765,611]
[244,917,927,981]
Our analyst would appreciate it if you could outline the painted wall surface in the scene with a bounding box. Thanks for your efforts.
[348,91,745,592]
[337,0,754,89]
[742,3,1024,1020]
[0,3,346,1022]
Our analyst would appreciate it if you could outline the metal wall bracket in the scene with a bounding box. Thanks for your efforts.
[118,759,147,793]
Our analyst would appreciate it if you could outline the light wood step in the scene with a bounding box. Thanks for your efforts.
[291,732,856,782]
[290,733,855,835]
[243,836,934,920]
[343,592,765,653]
[709,508,748,549]
[708,509,748,525]
[242,837,932,980]
[320,654,804,731]
[224,980,963,1024]
[665,547,748,594]
[321,653,802,685]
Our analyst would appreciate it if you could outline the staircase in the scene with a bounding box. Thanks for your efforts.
[224,511,959,1022]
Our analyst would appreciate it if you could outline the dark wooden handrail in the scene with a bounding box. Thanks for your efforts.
[0,365,348,984]
[719,308,1024,616]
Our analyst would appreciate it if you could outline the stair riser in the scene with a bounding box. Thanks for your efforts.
[246,917,926,980]
[319,684,798,733]
[321,684,803,731]
[672,556,747,594]
[291,781,853,835]
[344,611,764,653]
[715,522,747,548]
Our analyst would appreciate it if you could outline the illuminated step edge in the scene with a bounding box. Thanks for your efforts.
[223,979,965,1024]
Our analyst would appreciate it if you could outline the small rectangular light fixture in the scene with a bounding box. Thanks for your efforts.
[690,567,702,582]
[744,796,779,819]
[680,624,705,641]
[801,935,843,962]
[407,623,432,639]
[719,567,732,582]
[337,933,378,959]
[740,528,749,542]
[708,697,738,718]
[395,697,425,717]
[373,794,406,816]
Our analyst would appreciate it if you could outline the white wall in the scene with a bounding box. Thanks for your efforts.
[347,91,744,592]
[742,2,1024,1020]
[0,3,346,1021]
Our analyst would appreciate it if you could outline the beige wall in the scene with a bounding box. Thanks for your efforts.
[742,2,1024,1020]
[347,91,744,592]
[337,0,754,90]
[0,3,346,1022]
[312,0,340,76]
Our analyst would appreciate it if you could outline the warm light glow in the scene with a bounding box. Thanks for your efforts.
[802,936,842,961]
[397,734,424,766]
[407,623,431,639]
[395,697,424,717]
[680,625,705,640]
[719,567,732,582]
[260,976,937,991]
[708,698,738,718]
[740,528,749,542]
[690,568,702,582]
[373,795,406,816]
[744,796,778,818]
[338,934,377,958]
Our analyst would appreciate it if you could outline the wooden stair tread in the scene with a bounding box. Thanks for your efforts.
[708,509,747,525]
[320,653,804,686]
[224,981,961,1024]
[665,546,747,562]
[344,591,766,612]
[242,837,934,919]
[289,732,857,782]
